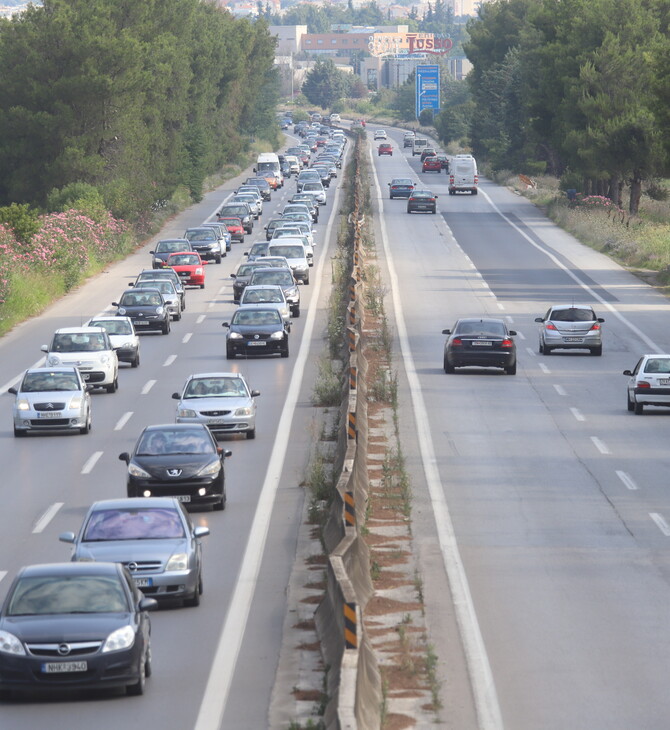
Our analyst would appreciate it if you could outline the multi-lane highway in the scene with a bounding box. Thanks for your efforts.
[367,129,670,729]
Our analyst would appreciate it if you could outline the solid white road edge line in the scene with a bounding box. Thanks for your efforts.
[33,502,64,534]
[193,165,344,730]
[369,147,504,729]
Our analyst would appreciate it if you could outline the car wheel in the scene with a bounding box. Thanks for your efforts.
[281,344,289,358]
[184,585,201,608]
[173,311,181,321]
[106,375,118,394]
[181,299,186,311]
[226,348,234,360]
[292,307,300,318]
[543,344,552,355]
[627,392,635,412]
[634,401,644,415]
[591,346,602,356]
[246,428,256,440]
[213,492,226,511]
[132,352,140,368]
[80,415,91,435]
[200,283,205,290]
[13,427,26,438]
[432,208,436,214]
[473,189,478,195]
[144,643,153,678]
[444,357,455,374]
[126,652,146,696]
[304,276,309,286]
[506,362,517,375]
[162,320,170,335]
[216,255,222,264]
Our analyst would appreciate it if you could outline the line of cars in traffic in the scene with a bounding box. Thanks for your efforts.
[0,122,346,701]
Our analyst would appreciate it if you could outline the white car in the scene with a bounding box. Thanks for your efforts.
[41,327,119,392]
[86,316,141,368]
[270,233,314,266]
[239,284,291,323]
[374,129,387,140]
[624,354,670,414]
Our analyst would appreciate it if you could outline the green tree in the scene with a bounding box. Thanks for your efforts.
[302,59,348,109]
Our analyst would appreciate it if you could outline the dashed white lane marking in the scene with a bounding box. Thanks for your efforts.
[163,355,177,367]
[616,470,638,491]
[525,347,535,357]
[650,513,670,536]
[496,301,505,310]
[591,437,610,455]
[141,380,156,394]
[114,412,133,431]
[539,363,550,374]
[81,451,103,474]
[33,502,64,533]
[570,407,585,422]
[515,330,524,339]
[553,384,567,396]
[197,315,206,324]
[183,333,193,344]
[208,300,216,310]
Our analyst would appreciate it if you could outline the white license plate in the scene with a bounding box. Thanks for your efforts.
[133,577,153,587]
[659,379,670,385]
[247,341,267,346]
[175,495,191,503]
[37,412,63,418]
[564,337,583,342]
[472,341,493,347]
[207,419,228,425]
[43,661,87,673]
[134,321,151,326]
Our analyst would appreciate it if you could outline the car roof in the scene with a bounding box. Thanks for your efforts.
[142,423,211,433]
[186,372,246,380]
[88,316,134,325]
[456,317,506,324]
[53,326,106,335]
[89,497,183,511]
[18,561,121,578]
[391,178,413,184]
[548,304,595,311]
[25,366,79,375]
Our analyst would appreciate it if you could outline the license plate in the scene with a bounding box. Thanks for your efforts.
[37,412,63,418]
[472,341,493,347]
[43,661,87,674]
[659,379,670,385]
[564,337,583,342]
[134,320,151,326]
[247,341,267,346]
[175,495,191,503]
[207,419,227,424]
[133,577,153,587]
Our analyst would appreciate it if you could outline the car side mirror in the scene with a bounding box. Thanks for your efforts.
[40,344,48,352]
[59,531,76,544]
[194,526,210,539]
[7,387,17,395]
[534,317,544,323]
[119,452,130,464]
[112,302,119,307]
[224,449,232,458]
[441,329,451,335]
[508,330,517,336]
[598,318,605,323]
[171,392,180,400]
[139,597,158,612]
[623,370,633,376]
[250,390,260,397]
[85,384,95,392]
[149,251,155,255]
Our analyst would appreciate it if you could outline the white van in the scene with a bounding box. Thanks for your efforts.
[412,138,429,156]
[449,155,478,195]
[255,153,283,187]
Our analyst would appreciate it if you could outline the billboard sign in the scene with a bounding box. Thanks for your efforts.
[415,65,440,118]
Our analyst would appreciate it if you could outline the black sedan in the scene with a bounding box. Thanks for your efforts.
[0,562,156,699]
[119,424,231,511]
[112,289,171,335]
[442,318,517,374]
[149,239,191,269]
[223,308,290,359]
[407,190,438,214]
[388,178,415,199]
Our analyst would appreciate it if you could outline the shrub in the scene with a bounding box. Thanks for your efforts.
[0,203,41,244]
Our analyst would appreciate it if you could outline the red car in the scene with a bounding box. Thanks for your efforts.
[422,156,442,173]
[166,251,207,289]
[218,216,245,243]
[378,143,393,156]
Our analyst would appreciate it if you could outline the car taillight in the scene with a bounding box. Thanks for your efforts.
[501,339,513,349]
[474,175,479,184]
[637,381,651,389]
[450,175,454,184]
[451,338,463,347]
[590,323,601,331]
[545,323,558,331]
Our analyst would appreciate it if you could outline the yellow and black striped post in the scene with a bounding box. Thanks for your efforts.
[348,306,356,327]
[347,410,356,440]
[344,490,355,526]
[349,365,357,390]
[349,279,356,302]
[348,328,356,352]
[344,602,357,649]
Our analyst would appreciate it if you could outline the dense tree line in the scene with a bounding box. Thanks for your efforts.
[464,0,669,213]
[0,0,278,219]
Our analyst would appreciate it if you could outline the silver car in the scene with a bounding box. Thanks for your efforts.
[135,279,182,321]
[86,316,141,368]
[239,284,291,323]
[172,372,259,439]
[59,497,209,607]
[9,367,92,436]
[535,304,604,355]
[624,354,670,414]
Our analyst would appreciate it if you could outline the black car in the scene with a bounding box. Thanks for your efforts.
[388,178,415,199]
[150,239,192,269]
[112,289,171,334]
[218,204,253,234]
[407,190,438,214]
[264,218,286,241]
[0,562,156,699]
[244,177,272,200]
[442,318,517,374]
[119,423,230,511]
[183,227,223,264]
[223,308,290,359]
[133,269,186,311]
[231,261,270,303]
[435,153,450,171]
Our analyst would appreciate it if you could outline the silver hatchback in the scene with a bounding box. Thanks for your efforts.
[535,304,604,355]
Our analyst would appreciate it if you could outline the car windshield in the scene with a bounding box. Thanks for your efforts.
[549,308,595,322]
[643,359,670,374]
[184,377,247,398]
[251,271,292,286]
[221,206,248,217]
[242,288,282,304]
[221,217,242,227]
[249,243,268,255]
[392,179,413,185]
[232,310,282,326]
[91,320,132,336]
[136,281,174,294]
[413,191,433,199]
[138,273,180,288]
[236,265,256,277]
[52,333,107,352]
[22,371,80,392]
[185,230,216,242]
[168,254,199,266]
[156,240,187,253]
[302,183,322,192]
[121,292,162,307]
[136,429,215,456]
[7,575,129,615]
[83,507,185,541]
[456,321,506,336]
[269,245,303,258]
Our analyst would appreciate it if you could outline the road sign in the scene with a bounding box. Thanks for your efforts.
[415,65,440,118]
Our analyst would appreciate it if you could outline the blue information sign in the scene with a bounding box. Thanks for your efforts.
[415,65,440,118]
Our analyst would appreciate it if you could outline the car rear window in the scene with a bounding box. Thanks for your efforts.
[549,308,595,322]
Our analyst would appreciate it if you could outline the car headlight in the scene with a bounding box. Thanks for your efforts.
[228,332,243,340]
[155,307,164,314]
[102,625,135,653]
[286,287,298,298]
[128,462,151,478]
[177,408,197,418]
[153,257,162,264]
[270,331,285,340]
[16,398,30,411]
[234,406,252,416]
[121,341,134,348]
[118,307,127,315]
[0,630,25,656]
[166,553,188,571]
[69,396,83,409]
[196,460,221,478]
[196,268,203,275]
[47,355,61,366]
